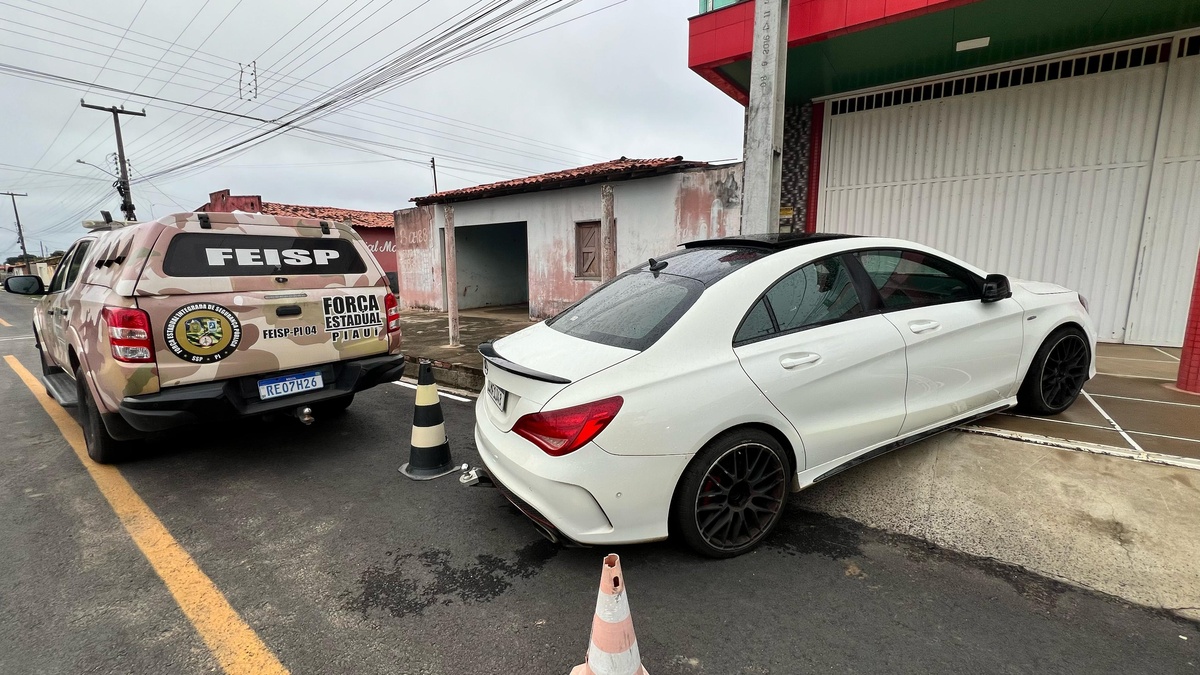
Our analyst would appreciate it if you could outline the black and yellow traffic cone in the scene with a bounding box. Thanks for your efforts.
[399,360,458,480]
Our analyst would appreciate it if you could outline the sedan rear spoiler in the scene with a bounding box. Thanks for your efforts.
[478,342,572,384]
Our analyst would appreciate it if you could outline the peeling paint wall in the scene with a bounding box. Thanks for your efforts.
[394,206,443,310]
[395,164,746,320]
[450,186,604,319]
[612,165,742,271]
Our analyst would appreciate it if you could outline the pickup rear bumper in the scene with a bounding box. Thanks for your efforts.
[109,354,405,437]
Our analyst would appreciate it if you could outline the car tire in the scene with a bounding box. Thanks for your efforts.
[1016,326,1091,416]
[315,394,354,416]
[75,366,131,464]
[672,428,791,559]
[34,324,54,376]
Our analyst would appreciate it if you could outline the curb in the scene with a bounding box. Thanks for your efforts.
[402,355,483,393]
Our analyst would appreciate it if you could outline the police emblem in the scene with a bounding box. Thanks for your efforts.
[164,303,241,363]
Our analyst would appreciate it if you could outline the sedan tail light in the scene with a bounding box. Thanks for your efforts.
[1078,294,1090,314]
[512,396,623,457]
[384,292,401,333]
[102,307,155,363]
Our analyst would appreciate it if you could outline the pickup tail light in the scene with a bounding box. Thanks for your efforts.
[102,307,155,363]
[512,397,623,457]
[384,292,401,333]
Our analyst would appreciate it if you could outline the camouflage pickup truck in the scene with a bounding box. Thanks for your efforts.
[2,212,405,463]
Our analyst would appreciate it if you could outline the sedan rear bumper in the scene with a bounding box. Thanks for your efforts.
[473,397,691,545]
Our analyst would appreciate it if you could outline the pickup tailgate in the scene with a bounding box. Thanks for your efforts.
[133,217,396,388]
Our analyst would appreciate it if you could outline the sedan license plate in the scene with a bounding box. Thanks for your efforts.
[487,381,508,412]
[258,371,324,400]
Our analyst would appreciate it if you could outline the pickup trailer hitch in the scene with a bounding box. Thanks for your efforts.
[295,406,314,425]
[460,466,495,488]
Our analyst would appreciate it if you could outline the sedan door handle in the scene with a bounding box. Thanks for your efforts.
[780,353,821,369]
[908,320,941,334]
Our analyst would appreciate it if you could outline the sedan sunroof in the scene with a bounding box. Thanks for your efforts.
[682,232,858,252]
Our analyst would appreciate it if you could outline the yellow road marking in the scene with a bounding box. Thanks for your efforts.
[0,316,12,327]
[3,355,289,675]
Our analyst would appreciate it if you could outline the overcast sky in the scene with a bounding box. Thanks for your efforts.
[0,0,745,259]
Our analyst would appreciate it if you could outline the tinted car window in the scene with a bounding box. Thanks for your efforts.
[766,255,864,331]
[855,249,979,309]
[549,247,767,351]
[735,299,775,343]
[49,240,92,293]
[547,272,702,351]
[62,240,93,288]
[47,246,76,293]
[163,233,367,277]
[735,255,865,344]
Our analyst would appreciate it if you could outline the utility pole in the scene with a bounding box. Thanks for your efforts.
[739,0,789,235]
[430,157,439,193]
[81,101,146,221]
[1,191,28,257]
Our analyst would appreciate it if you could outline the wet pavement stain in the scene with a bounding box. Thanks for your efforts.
[345,539,558,618]
[762,509,865,559]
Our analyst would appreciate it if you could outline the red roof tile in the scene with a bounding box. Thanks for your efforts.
[412,157,708,205]
[260,202,394,228]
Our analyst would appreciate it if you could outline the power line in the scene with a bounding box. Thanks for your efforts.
[132,0,587,183]
[6,0,148,187]
[2,1,607,164]
[5,0,628,229]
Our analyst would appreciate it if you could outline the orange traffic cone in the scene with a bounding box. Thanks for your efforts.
[570,554,649,675]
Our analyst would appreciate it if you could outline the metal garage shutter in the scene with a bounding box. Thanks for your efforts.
[1126,33,1200,346]
[818,41,1171,343]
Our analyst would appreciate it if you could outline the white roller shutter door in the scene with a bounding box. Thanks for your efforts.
[1126,33,1200,345]
[818,41,1171,343]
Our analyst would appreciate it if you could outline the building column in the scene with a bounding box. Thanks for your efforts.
[600,184,617,281]
[739,0,788,235]
[1177,250,1200,393]
[444,205,460,347]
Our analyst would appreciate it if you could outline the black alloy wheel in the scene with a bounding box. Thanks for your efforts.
[1040,334,1089,409]
[675,429,790,558]
[1017,326,1091,415]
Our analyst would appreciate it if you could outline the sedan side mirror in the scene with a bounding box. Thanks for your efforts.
[3,275,46,296]
[981,274,1012,303]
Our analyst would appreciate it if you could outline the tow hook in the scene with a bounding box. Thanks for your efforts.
[460,466,494,488]
[296,406,314,425]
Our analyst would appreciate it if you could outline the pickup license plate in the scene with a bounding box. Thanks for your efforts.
[487,381,508,412]
[258,371,324,400]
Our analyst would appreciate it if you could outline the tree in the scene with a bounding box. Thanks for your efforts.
[5,253,37,266]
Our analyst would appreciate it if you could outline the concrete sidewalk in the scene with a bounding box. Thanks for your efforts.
[796,430,1200,622]
[397,308,533,390]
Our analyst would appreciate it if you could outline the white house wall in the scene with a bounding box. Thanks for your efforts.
[412,165,744,319]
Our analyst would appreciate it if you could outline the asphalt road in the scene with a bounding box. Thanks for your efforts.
[0,290,1196,674]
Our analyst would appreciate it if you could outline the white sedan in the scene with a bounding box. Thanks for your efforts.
[474,234,1095,557]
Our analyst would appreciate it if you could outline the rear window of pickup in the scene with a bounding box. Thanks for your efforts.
[162,233,367,277]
